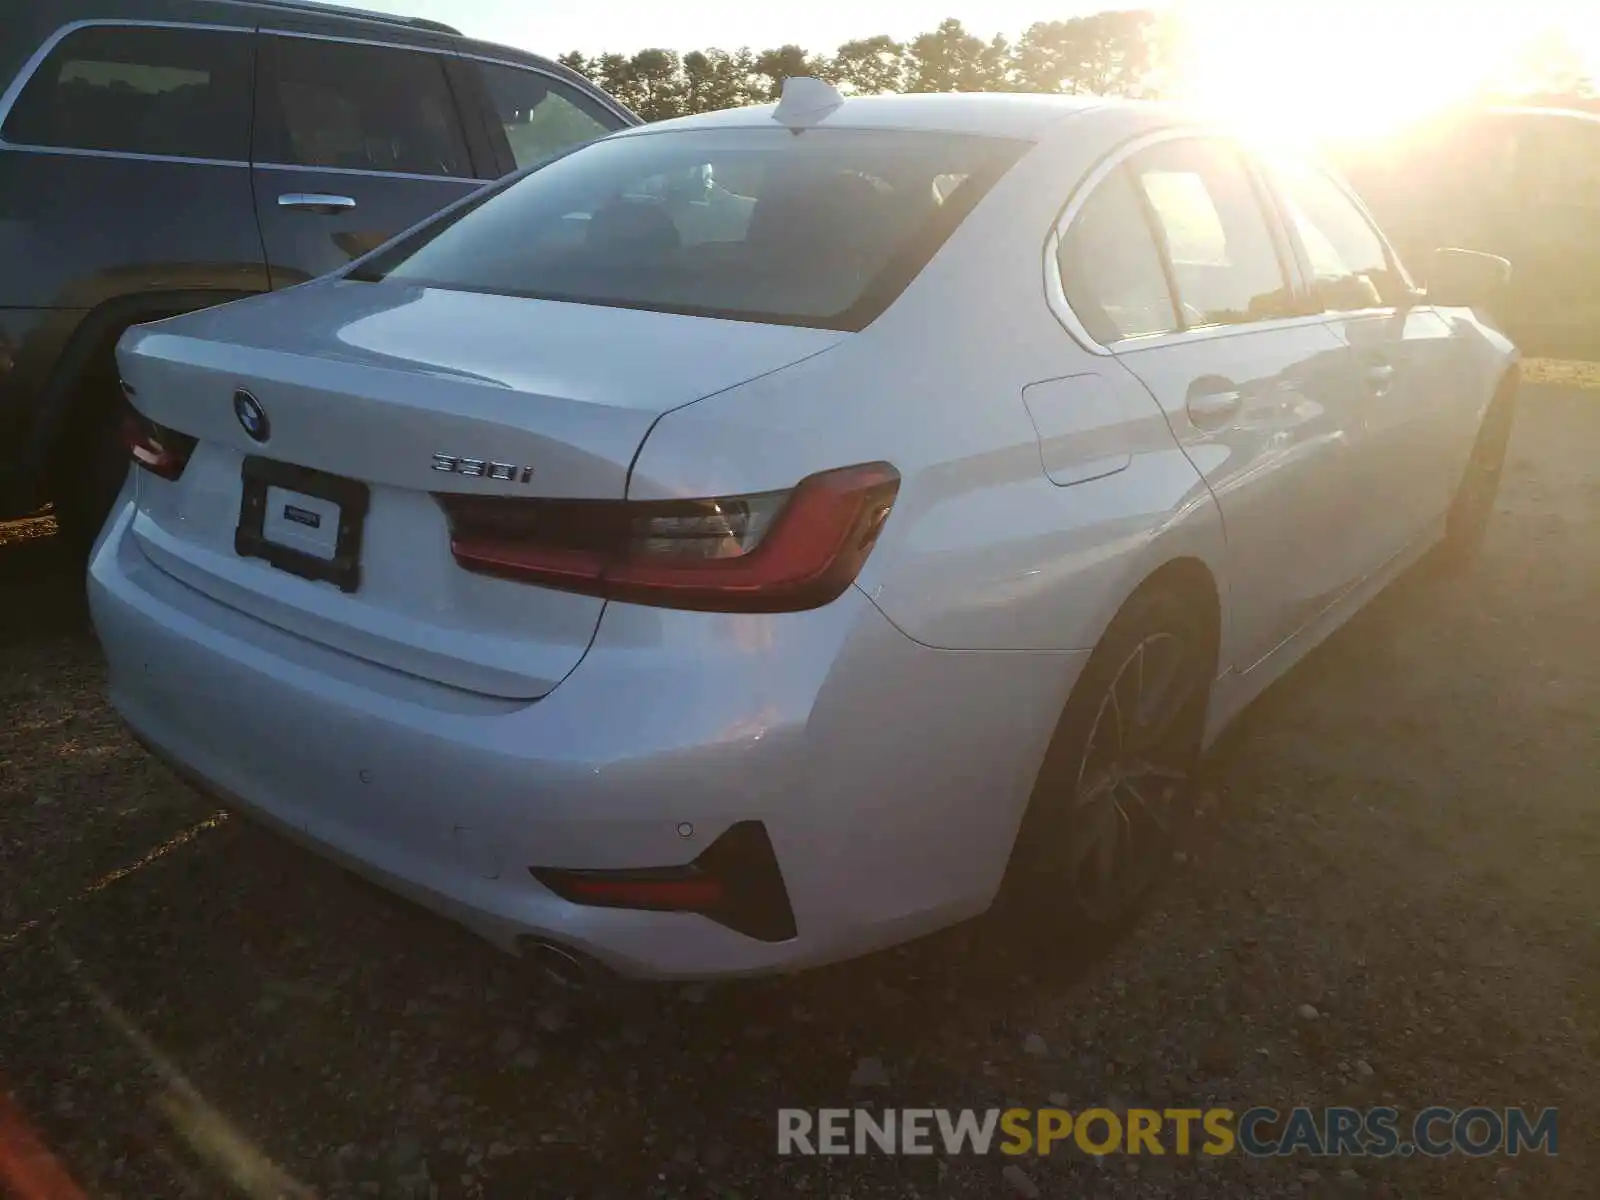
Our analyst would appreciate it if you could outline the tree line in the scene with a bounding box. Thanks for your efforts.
[556,12,1168,122]
[557,10,1597,124]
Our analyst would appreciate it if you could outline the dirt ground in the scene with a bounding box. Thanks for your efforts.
[1,382,1595,1199]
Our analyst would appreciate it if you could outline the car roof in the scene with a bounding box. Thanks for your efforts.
[623,92,1122,142]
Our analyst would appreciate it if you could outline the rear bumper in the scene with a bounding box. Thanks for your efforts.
[89,498,1088,978]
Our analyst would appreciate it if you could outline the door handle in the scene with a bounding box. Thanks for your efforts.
[1186,378,1243,428]
[1364,363,1396,397]
[278,193,357,215]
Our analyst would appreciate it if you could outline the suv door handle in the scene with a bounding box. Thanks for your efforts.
[1364,363,1396,397]
[1186,377,1243,428]
[278,193,357,215]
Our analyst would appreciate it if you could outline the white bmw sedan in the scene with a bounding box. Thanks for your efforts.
[91,85,1518,982]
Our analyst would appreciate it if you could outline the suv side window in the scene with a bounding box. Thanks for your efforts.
[1271,155,1403,310]
[1056,168,1180,345]
[1,26,252,161]
[258,36,471,178]
[1126,139,1296,329]
[472,63,618,172]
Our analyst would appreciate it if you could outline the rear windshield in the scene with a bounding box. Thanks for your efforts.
[351,126,1027,330]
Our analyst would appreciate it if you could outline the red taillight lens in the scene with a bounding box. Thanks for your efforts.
[438,461,899,612]
[123,410,196,481]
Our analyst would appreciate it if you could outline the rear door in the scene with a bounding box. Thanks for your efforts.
[250,32,488,287]
[1056,134,1361,671]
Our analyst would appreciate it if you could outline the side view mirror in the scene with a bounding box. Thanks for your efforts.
[1425,247,1511,308]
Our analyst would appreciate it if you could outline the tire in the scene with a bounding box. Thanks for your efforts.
[1430,377,1518,572]
[1001,585,1213,935]
[50,376,130,561]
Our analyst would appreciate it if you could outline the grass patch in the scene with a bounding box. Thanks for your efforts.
[1523,358,1600,390]
[0,514,57,548]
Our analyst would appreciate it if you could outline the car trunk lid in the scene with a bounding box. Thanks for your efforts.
[117,282,844,700]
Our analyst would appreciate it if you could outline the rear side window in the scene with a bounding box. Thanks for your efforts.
[352,127,1026,330]
[258,37,471,178]
[1,26,252,160]
[1056,168,1179,344]
[1126,139,1296,329]
[473,62,618,171]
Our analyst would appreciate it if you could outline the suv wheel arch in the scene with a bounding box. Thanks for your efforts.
[24,289,260,551]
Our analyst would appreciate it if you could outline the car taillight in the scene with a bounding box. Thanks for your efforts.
[123,409,196,481]
[437,461,899,612]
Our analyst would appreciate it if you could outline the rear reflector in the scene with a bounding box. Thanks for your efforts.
[123,408,196,481]
[564,877,725,909]
[437,461,899,613]
[531,821,797,942]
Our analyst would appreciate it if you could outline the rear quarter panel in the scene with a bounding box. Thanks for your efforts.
[627,112,1227,655]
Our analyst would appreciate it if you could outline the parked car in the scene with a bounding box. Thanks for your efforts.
[0,0,637,551]
[1330,105,1600,360]
[91,84,1518,983]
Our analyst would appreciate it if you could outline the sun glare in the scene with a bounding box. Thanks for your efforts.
[1171,0,1600,143]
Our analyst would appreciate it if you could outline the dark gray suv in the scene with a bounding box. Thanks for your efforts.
[1331,106,1600,362]
[0,0,637,550]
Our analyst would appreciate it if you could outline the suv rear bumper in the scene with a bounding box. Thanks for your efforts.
[89,498,1090,979]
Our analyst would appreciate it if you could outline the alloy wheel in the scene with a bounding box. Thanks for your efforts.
[1065,630,1199,923]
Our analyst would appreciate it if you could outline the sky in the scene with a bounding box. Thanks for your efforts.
[349,0,1600,112]
[349,0,1147,57]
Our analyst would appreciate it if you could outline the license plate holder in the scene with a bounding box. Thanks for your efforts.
[235,456,369,593]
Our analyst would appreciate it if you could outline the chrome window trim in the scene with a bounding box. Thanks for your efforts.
[1044,124,1342,356]
[0,19,255,155]
[254,161,483,185]
[0,144,250,169]
[1104,309,1338,354]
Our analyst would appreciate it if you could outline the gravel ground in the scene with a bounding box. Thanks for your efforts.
[1,383,1596,1199]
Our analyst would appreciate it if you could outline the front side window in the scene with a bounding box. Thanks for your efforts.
[1,26,252,160]
[1056,168,1179,344]
[474,63,618,171]
[259,37,470,178]
[351,127,1025,330]
[1127,139,1296,329]
[1271,155,1403,310]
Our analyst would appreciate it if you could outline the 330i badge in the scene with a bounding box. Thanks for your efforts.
[431,453,535,484]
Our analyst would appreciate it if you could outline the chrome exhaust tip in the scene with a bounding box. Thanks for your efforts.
[521,938,601,993]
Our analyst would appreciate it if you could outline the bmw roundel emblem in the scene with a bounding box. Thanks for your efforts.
[233,389,269,442]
